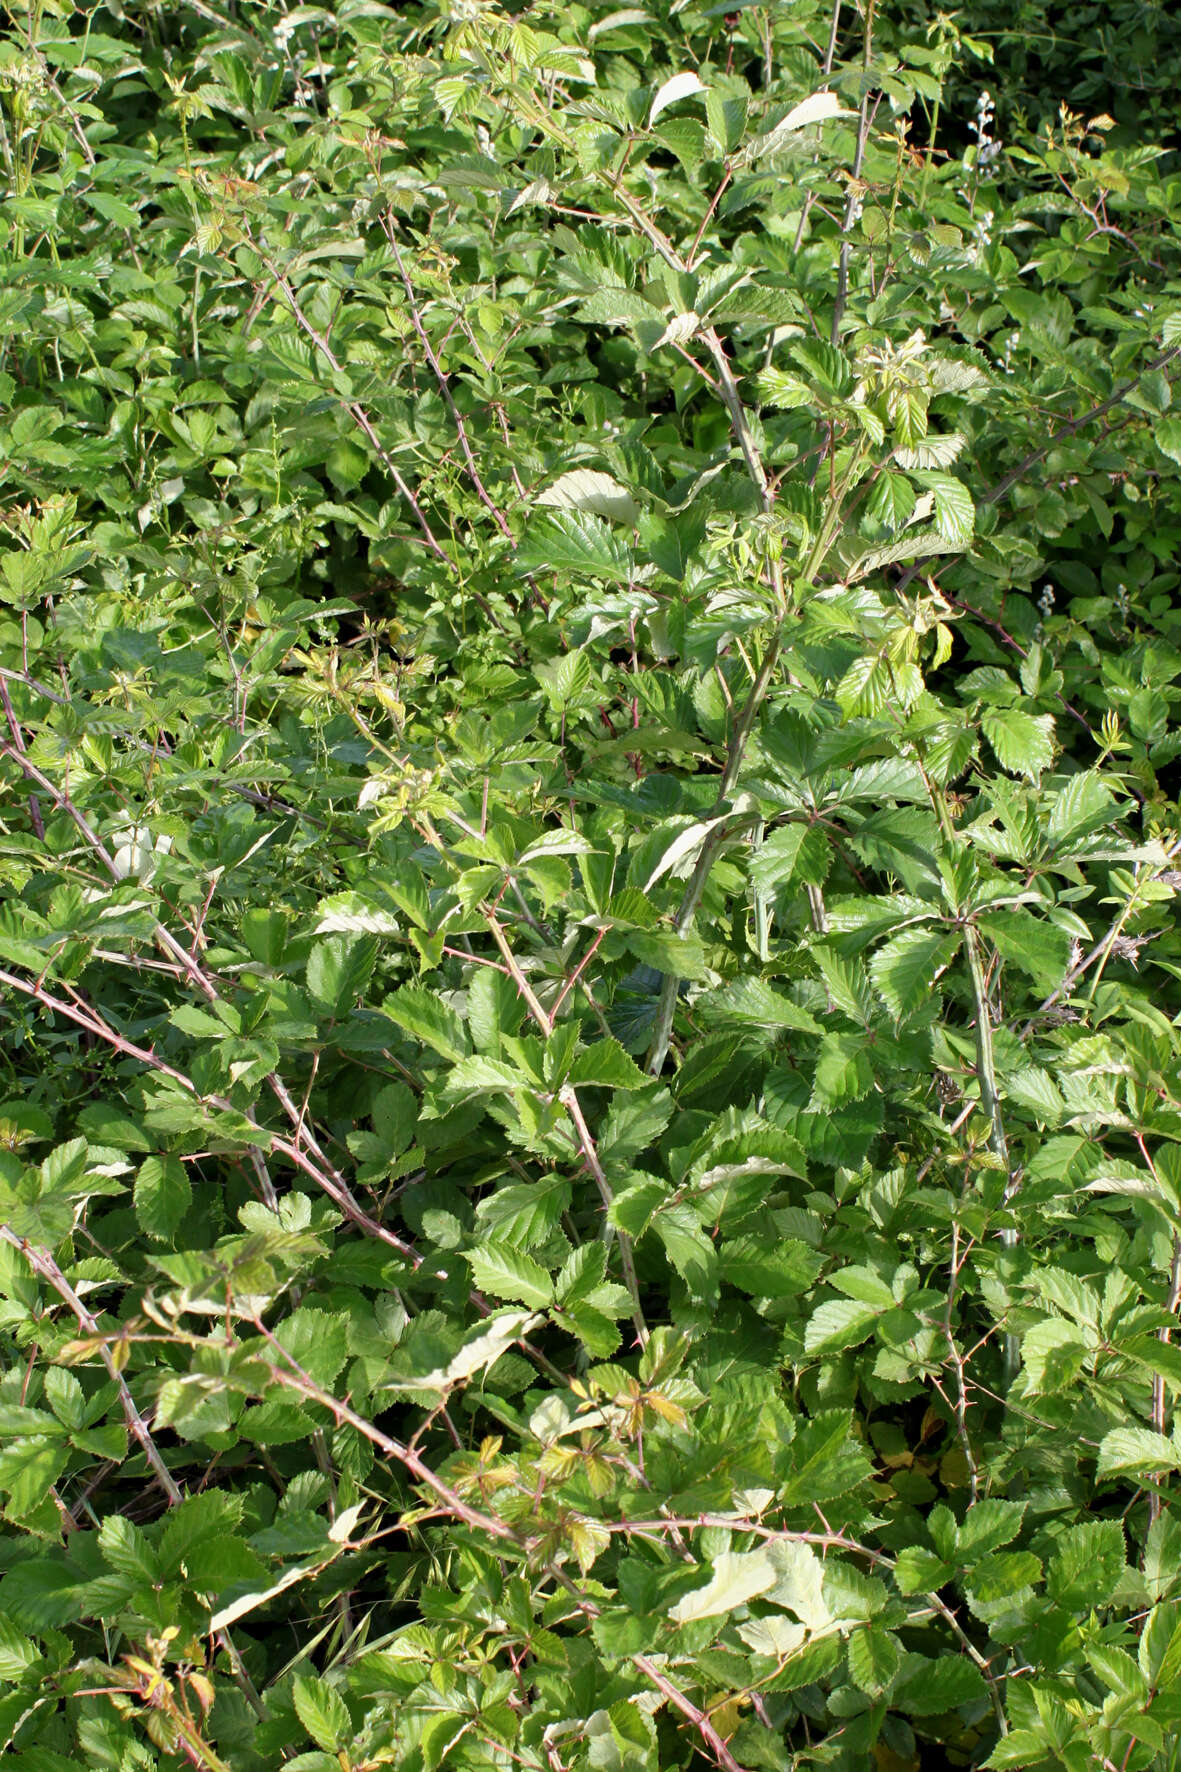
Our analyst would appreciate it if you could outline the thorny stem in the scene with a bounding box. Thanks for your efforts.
[1023,839,1181,1035]
[922,766,1019,1382]
[1,1232,269,1720]
[893,342,1181,600]
[561,1085,647,1347]
[634,1655,752,1772]
[1135,1131,1181,1521]
[620,1517,1007,1736]
[0,963,565,1388]
[644,486,854,1077]
[384,232,515,541]
[964,922,1019,1384]
[831,0,877,345]
[0,677,45,838]
[943,1218,980,1504]
[484,909,647,1342]
[250,1317,517,1538]
[7,1231,184,1504]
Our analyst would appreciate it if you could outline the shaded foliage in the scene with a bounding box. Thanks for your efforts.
[3,2,1181,1769]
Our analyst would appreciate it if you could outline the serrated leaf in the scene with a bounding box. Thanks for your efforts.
[668,1549,777,1622]
[411,1311,541,1392]
[98,1514,159,1584]
[440,1054,530,1100]
[869,926,960,1019]
[383,987,468,1063]
[1097,1426,1180,1479]
[981,706,1055,778]
[766,1539,830,1630]
[0,1438,67,1517]
[894,433,966,469]
[809,1031,874,1109]
[1047,1520,1125,1608]
[1021,1317,1092,1393]
[537,469,640,523]
[133,1153,191,1241]
[1155,416,1181,466]
[701,977,821,1037]
[649,70,706,125]
[974,910,1069,991]
[293,1672,350,1754]
[805,1297,880,1355]
[568,1038,646,1090]
[466,1242,553,1309]
[957,1499,1027,1559]
[516,510,634,582]
[0,1613,39,1680]
[929,475,975,545]
[893,1547,955,1594]
[865,471,916,534]
[895,1652,987,1715]
[272,1309,350,1389]
[740,89,850,164]
[534,650,594,709]
[305,934,377,1018]
[706,87,748,153]
[847,1625,900,1695]
[835,651,924,718]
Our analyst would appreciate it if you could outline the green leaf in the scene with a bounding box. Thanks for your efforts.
[534,649,593,708]
[516,511,634,582]
[847,1625,900,1695]
[981,706,1055,778]
[133,1153,191,1241]
[1155,416,1181,466]
[700,978,821,1037]
[869,925,960,1019]
[667,1549,777,1623]
[809,1032,874,1109]
[804,1298,880,1355]
[1021,1317,1092,1393]
[984,1729,1054,1769]
[0,1558,80,1629]
[0,1613,39,1681]
[706,87,748,153]
[1140,1602,1181,1687]
[537,469,640,524]
[928,475,975,545]
[98,1515,159,1585]
[466,1242,554,1309]
[967,1551,1042,1603]
[567,1038,646,1090]
[956,1499,1027,1559]
[749,822,808,894]
[781,1411,872,1505]
[306,935,378,1018]
[440,1055,530,1101]
[1097,1425,1180,1479]
[0,1438,68,1518]
[865,472,916,534]
[271,1309,350,1389]
[292,1672,350,1754]
[895,1652,986,1715]
[975,910,1070,990]
[893,1547,954,1594]
[1046,1521,1125,1609]
[383,986,468,1063]
[408,1311,542,1393]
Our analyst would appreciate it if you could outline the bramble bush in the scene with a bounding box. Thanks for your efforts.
[3,0,1181,1767]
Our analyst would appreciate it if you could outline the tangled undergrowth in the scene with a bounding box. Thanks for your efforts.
[3,1,1181,1768]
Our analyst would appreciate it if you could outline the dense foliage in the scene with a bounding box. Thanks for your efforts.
[4,0,1181,1767]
